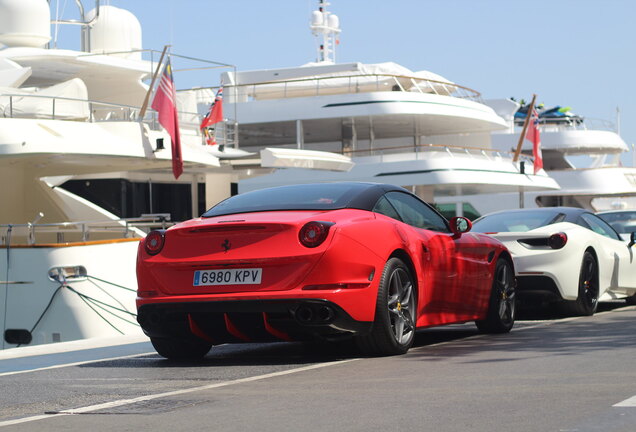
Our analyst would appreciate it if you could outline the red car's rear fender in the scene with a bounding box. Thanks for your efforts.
[298,228,385,322]
[310,218,424,322]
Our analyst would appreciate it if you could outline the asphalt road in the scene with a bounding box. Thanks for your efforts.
[1,303,635,432]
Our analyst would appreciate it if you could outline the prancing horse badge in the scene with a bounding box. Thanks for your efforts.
[221,239,231,252]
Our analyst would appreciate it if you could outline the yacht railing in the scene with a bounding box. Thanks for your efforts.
[331,142,535,165]
[0,214,173,247]
[75,48,235,78]
[1,93,141,122]
[0,92,200,124]
[514,116,616,132]
[221,74,483,103]
[583,118,616,131]
[0,48,239,146]
[0,92,238,147]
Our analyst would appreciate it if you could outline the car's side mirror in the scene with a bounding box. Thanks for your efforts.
[449,216,472,236]
[629,232,635,248]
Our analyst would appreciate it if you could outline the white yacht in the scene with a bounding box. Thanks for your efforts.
[0,0,222,348]
[233,1,559,216]
[0,0,351,349]
[435,99,636,216]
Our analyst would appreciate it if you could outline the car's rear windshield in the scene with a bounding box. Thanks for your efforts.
[203,183,369,217]
[472,210,564,233]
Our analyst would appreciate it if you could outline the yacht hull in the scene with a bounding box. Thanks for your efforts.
[0,240,142,349]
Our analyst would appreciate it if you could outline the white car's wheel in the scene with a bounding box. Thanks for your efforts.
[562,251,599,316]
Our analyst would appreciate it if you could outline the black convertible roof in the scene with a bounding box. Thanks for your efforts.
[202,182,413,218]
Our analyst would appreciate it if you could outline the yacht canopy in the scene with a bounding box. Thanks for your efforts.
[221,62,457,101]
[0,78,89,119]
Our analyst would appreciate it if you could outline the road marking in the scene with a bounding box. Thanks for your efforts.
[0,415,55,427]
[614,395,636,407]
[0,358,358,427]
[1,305,632,426]
[0,352,156,377]
[0,335,151,360]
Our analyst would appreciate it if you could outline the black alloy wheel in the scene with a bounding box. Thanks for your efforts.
[562,251,599,316]
[476,258,516,333]
[357,257,416,356]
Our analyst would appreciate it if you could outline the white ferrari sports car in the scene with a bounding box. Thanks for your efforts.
[472,207,636,315]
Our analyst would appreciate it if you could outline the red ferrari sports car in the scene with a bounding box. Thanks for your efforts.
[136,182,515,359]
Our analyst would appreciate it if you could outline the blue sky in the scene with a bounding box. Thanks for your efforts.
[53,0,636,164]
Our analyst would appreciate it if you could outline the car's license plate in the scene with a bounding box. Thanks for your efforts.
[193,268,262,286]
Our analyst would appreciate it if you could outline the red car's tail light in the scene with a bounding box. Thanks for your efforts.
[145,230,166,255]
[548,232,567,249]
[299,221,334,248]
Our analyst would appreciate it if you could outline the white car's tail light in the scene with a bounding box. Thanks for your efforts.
[518,232,568,249]
[548,232,568,249]
[299,221,334,248]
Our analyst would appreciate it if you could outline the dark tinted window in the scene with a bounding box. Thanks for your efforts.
[62,179,206,221]
[434,202,481,221]
[203,183,368,217]
[473,210,564,233]
[372,196,401,220]
[598,211,636,234]
[579,213,621,240]
[384,192,448,231]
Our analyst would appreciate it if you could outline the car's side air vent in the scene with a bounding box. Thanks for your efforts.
[518,233,567,250]
[517,238,549,247]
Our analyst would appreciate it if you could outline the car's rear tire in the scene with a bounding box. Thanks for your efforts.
[150,337,212,360]
[356,257,416,356]
[561,251,598,316]
[475,258,515,333]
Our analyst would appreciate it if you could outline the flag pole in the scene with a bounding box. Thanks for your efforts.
[139,45,170,120]
[512,93,537,162]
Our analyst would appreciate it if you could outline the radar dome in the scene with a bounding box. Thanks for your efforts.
[87,5,142,60]
[311,11,324,26]
[328,14,340,30]
[0,0,51,48]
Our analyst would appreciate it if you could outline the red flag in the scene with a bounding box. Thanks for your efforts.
[200,87,223,130]
[525,108,543,174]
[151,58,183,179]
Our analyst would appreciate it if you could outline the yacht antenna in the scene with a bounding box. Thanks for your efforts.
[310,0,341,63]
[50,1,101,52]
